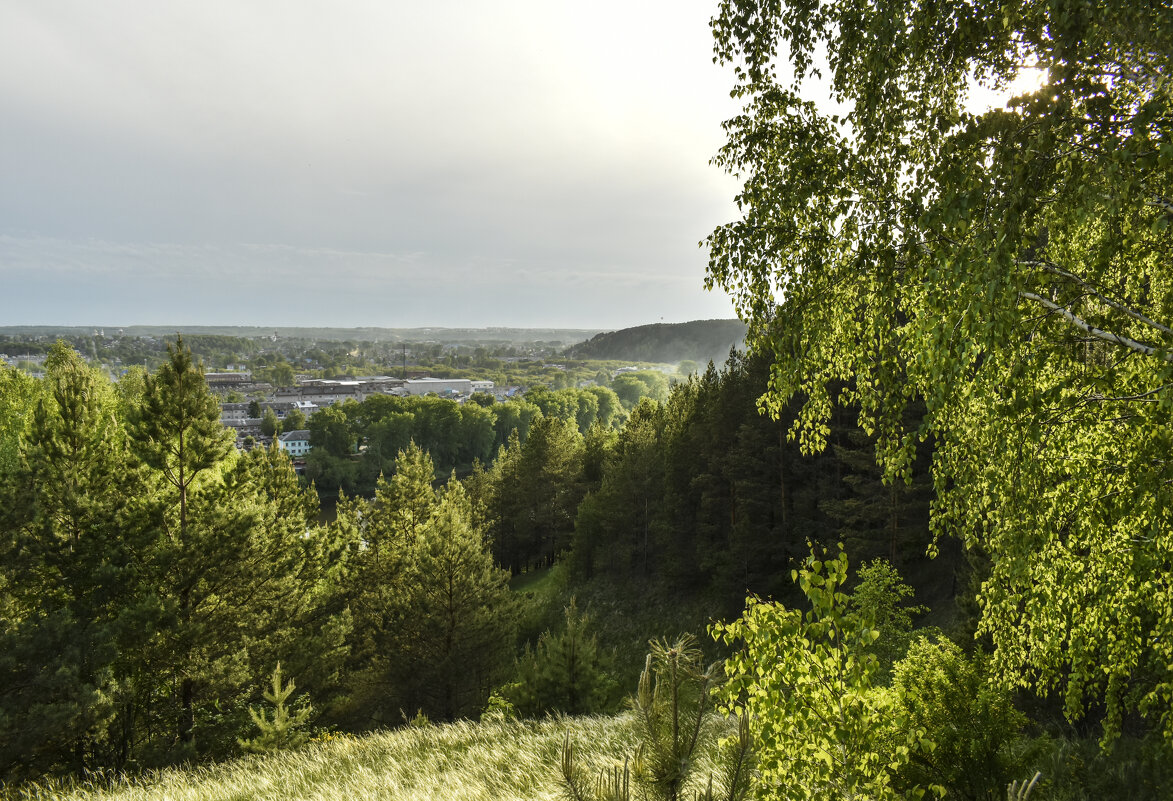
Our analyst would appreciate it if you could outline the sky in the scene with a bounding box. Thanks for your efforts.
[0,1,746,330]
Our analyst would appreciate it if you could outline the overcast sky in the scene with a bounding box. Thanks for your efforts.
[0,1,748,329]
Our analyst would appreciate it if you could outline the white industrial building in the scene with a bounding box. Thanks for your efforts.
[401,377,493,396]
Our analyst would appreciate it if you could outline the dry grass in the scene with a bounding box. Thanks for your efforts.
[5,715,642,801]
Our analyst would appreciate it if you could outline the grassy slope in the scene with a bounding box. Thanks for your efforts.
[8,559,729,801]
[11,716,643,801]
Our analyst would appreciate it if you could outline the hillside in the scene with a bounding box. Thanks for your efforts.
[566,319,746,365]
[7,714,734,801]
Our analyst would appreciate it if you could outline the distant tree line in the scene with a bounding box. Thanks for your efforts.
[301,384,636,497]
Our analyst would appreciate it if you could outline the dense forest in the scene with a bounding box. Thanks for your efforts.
[3,336,1169,798]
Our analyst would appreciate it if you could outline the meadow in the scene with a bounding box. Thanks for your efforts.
[4,715,652,801]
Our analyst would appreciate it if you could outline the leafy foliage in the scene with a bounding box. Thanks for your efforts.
[714,547,929,801]
[707,0,1173,740]
[849,559,928,676]
[891,638,1029,800]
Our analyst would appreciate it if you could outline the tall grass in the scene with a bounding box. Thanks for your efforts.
[3,715,642,801]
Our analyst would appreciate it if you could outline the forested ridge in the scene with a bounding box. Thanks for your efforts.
[566,319,748,365]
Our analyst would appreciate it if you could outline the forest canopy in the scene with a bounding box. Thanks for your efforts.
[706,0,1173,739]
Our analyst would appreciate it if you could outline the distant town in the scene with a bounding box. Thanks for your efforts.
[0,322,754,474]
[213,372,505,455]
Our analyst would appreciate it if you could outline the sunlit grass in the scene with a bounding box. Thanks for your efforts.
[5,715,642,801]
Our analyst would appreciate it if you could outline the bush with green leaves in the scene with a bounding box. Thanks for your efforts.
[848,558,928,677]
[714,546,931,801]
[890,637,1030,800]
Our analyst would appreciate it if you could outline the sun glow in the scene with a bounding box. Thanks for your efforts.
[966,66,1051,114]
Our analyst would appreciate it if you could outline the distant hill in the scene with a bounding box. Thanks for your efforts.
[566,319,747,365]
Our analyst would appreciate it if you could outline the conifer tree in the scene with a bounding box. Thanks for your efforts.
[0,364,38,478]
[488,415,584,572]
[482,429,526,574]
[1,342,346,772]
[226,441,351,720]
[371,441,437,548]
[0,345,149,776]
[126,336,235,750]
[237,663,312,754]
[399,479,517,720]
[573,400,664,579]
[509,598,614,717]
[126,338,336,759]
[560,635,752,801]
[127,335,234,550]
[342,444,441,727]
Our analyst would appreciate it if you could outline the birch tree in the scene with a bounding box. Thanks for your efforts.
[707,0,1173,739]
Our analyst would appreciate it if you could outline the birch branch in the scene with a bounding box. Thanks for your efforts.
[1018,259,1173,338]
[1019,292,1173,361]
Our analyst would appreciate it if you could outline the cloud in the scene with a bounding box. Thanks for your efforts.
[0,0,741,328]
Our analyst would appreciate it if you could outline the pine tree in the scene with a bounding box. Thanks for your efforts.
[0,345,150,776]
[504,415,585,571]
[560,635,752,801]
[126,336,235,750]
[371,441,437,548]
[399,479,517,720]
[509,598,614,716]
[1,342,345,772]
[0,364,38,478]
[341,444,441,727]
[237,663,312,754]
[127,335,234,551]
[573,400,664,580]
[227,441,351,722]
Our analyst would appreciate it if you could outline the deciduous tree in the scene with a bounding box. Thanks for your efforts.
[707,0,1173,739]
[714,547,928,800]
